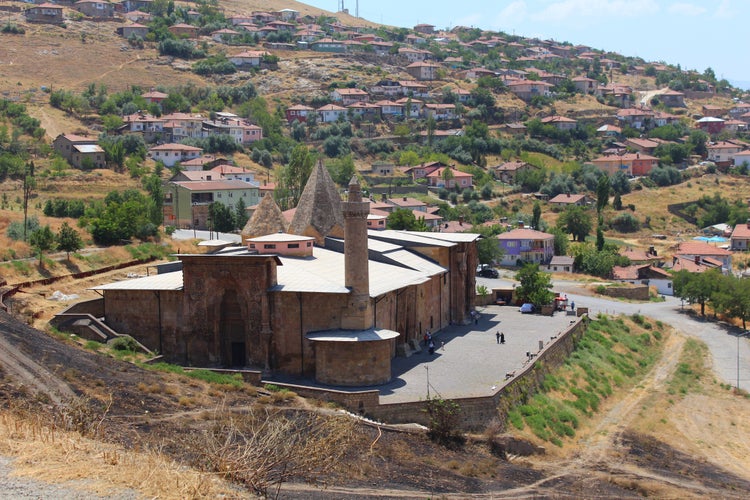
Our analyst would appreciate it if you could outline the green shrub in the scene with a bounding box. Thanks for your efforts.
[110,335,138,352]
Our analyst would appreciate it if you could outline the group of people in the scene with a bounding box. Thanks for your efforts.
[423,330,435,354]
[495,331,505,344]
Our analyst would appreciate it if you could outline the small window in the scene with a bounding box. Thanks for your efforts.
[288,243,299,249]
[264,244,276,249]
[306,242,312,247]
[249,244,256,249]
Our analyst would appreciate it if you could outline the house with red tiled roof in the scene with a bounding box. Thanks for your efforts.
[398,81,430,98]
[549,193,587,207]
[331,88,369,105]
[398,46,431,62]
[25,3,64,24]
[625,137,660,154]
[732,150,750,167]
[616,108,654,130]
[285,104,315,123]
[395,97,423,118]
[229,50,270,67]
[74,0,114,18]
[423,103,458,120]
[659,89,686,107]
[707,141,745,164]
[571,76,600,95]
[590,153,658,176]
[612,264,674,295]
[406,61,440,81]
[168,23,198,38]
[385,196,427,212]
[148,143,202,167]
[669,255,722,273]
[402,161,445,181]
[730,220,750,251]
[497,227,555,265]
[673,241,732,272]
[426,167,473,189]
[202,117,263,145]
[505,79,554,101]
[52,134,106,169]
[493,161,538,184]
[540,115,577,130]
[316,104,347,123]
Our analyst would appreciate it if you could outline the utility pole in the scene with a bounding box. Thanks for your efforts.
[22,161,35,242]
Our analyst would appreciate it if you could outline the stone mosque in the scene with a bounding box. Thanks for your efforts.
[88,162,479,386]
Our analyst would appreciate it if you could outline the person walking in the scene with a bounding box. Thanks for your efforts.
[428,340,435,355]
[496,331,501,344]
[500,332,505,344]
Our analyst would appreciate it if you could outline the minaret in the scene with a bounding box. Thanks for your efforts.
[341,176,372,330]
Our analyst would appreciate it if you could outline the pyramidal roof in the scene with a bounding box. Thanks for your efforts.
[288,161,344,245]
[241,192,288,240]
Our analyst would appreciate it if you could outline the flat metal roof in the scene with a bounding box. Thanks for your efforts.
[306,328,400,342]
[92,271,183,291]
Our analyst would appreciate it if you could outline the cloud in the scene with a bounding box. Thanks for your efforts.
[530,0,660,24]
[491,1,529,26]
[713,0,736,19]
[668,3,707,16]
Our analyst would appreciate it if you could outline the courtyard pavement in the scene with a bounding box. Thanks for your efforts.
[378,304,577,403]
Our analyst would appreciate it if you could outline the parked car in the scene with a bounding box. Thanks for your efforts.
[519,303,534,314]
[477,267,499,278]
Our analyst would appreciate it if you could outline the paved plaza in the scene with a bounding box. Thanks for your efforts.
[379,304,577,403]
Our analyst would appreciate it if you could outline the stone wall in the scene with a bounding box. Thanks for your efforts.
[600,284,649,301]
[314,339,393,386]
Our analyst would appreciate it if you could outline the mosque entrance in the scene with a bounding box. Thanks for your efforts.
[221,290,246,367]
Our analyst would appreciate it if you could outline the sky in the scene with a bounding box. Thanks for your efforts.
[304,0,750,89]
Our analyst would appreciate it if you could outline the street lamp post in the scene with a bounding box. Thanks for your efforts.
[424,365,430,399]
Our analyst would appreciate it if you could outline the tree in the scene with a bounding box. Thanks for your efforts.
[612,193,623,211]
[713,275,750,330]
[596,226,605,252]
[56,222,83,260]
[141,173,164,226]
[474,225,505,265]
[557,205,593,242]
[235,198,248,231]
[387,208,420,230]
[531,201,541,230]
[208,202,234,233]
[673,269,722,317]
[549,227,569,256]
[514,263,554,307]
[610,170,631,195]
[29,225,55,266]
[278,145,315,210]
[596,175,610,214]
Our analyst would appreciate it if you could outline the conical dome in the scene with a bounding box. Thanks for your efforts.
[241,192,288,241]
[288,160,344,245]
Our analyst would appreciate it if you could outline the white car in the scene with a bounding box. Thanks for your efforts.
[519,303,534,314]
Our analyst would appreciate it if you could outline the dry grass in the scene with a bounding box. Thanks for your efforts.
[0,410,240,498]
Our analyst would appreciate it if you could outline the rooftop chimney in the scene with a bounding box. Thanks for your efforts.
[694,255,700,265]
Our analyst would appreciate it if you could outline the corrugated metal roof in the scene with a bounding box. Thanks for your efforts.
[92,271,183,291]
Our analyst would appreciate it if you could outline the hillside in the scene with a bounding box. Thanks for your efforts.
[2,1,750,497]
